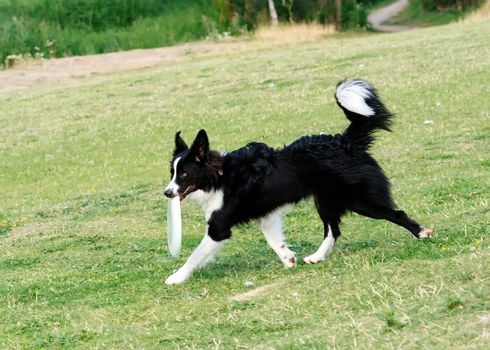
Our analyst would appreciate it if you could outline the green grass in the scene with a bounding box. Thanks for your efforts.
[1,20,490,349]
[388,0,484,26]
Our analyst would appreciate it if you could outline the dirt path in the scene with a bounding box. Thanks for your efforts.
[0,41,245,94]
[368,0,416,32]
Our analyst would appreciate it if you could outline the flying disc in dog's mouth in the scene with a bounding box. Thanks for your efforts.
[167,196,182,257]
[179,185,197,201]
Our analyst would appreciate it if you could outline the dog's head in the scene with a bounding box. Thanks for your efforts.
[164,129,223,200]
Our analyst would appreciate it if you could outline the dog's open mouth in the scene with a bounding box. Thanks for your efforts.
[179,185,197,201]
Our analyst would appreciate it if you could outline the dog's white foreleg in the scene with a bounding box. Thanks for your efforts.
[304,225,335,264]
[259,214,296,268]
[165,233,226,285]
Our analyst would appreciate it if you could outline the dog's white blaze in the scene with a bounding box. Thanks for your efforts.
[165,157,181,195]
[336,80,375,117]
[165,233,227,285]
[304,225,335,264]
[188,189,224,221]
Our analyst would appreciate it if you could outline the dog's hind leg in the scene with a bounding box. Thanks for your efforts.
[304,224,337,264]
[259,212,297,268]
[304,200,342,264]
[350,202,434,239]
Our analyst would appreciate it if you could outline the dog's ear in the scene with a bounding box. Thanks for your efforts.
[190,129,209,162]
[173,131,188,155]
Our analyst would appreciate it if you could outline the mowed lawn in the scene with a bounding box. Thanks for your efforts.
[1,20,489,349]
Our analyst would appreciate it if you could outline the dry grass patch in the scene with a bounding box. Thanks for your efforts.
[253,23,336,45]
[228,282,279,302]
[4,221,63,243]
[463,0,490,21]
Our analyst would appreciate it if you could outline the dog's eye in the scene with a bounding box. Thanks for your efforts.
[181,172,187,178]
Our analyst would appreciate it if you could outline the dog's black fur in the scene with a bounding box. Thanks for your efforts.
[166,80,431,247]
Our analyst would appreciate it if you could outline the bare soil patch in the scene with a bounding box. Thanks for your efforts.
[0,41,245,94]
[229,282,278,302]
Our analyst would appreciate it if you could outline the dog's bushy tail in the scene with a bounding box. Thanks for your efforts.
[335,79,393,152]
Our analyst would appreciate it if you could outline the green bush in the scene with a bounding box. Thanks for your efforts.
[421,0,481,11]
[0,0,226,66]
[341,0,368,29]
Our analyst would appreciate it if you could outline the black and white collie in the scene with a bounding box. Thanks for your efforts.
[164,79,433,285]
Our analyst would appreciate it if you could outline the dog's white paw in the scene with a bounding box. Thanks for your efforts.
[280,249,297,268]
[282,255,297,269]
[165,269,191,285]
[418,228,435,239]
[303,253,325,265]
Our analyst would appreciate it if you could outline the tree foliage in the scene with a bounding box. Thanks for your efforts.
[225,0,372,29]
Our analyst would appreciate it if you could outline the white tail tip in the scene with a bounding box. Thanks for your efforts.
[336,80,375,117]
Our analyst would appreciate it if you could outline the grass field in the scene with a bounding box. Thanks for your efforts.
[1,19,490,349]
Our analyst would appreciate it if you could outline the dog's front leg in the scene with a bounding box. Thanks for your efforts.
[165,228,228,285]
[259,213,296,268]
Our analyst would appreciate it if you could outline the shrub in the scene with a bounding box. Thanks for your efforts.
[0,0,226,66]
[422,0,482,11]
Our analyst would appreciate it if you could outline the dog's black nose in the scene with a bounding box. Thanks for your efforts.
[164,189,174,198]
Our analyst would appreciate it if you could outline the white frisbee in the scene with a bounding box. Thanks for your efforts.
[167,196,182,257]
